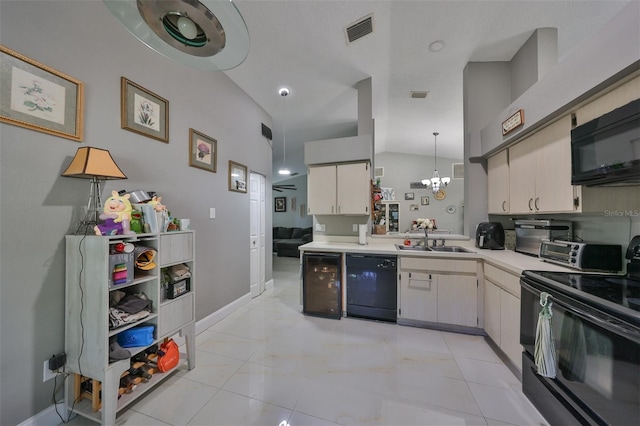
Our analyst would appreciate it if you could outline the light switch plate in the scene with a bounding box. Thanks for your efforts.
[209,208,216,219]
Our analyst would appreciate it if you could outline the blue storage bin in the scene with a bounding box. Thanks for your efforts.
[117,325,155,348]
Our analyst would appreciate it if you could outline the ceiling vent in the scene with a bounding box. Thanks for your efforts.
[452,163,464,179]
[410,91,429,99]
[345,14,374,44]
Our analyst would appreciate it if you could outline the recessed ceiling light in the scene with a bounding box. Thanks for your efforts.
[278,87,290,97]
[429,40,445,52]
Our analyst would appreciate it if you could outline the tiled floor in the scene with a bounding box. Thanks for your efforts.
[68,255,548,426]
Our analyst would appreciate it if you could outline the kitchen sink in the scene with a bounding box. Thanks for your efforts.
[395,244,431,251]
[430,246,474,253]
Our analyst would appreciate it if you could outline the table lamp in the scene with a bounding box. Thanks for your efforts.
[62,147,127,234]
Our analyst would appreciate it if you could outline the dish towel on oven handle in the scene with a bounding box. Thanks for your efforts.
[535,292,557,378]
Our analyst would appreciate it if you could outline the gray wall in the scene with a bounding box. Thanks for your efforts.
[0,1,272,423]
[510,28,558,102]
[272,175,313,228]
[463,62,511,235]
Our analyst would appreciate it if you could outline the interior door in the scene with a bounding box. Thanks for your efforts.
[249,172,262,298]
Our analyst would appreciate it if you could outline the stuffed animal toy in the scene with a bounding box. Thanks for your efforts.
[94,191,135,236]
[148,196,166,212]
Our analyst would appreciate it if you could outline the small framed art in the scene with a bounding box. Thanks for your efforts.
[121,76,168,143]
[189,128,217,173]
[228,160,248,193]
[275,197,286,212]
[421,196,430,205]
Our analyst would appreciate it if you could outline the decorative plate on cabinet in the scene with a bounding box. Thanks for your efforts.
[434,189,446,200]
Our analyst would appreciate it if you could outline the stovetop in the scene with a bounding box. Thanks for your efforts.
[526,270,640,313]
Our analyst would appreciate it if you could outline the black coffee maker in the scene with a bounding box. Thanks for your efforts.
[626,235,640,280]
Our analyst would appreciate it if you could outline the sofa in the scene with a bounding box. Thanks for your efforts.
[273,226,312,257]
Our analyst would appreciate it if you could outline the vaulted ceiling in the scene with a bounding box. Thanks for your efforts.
[223,1,630,181]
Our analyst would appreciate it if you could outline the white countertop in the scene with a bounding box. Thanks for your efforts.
[299,240,575,276]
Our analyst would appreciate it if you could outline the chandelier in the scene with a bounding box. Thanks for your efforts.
[421,132,450,194]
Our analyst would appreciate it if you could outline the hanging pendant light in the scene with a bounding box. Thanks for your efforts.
[278,87,291,176]
[421,132,451,194]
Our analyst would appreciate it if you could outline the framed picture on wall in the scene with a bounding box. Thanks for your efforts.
[228,160,248,193]
[188,128,217,173]
[0,45,84,142]
[121,76,169,143]
[421,196,429,205]
[405,192,415,200]
[275,197,286,212]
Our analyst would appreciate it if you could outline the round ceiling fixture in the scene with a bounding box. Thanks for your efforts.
[428,40,445,52]
[103,0,250,70]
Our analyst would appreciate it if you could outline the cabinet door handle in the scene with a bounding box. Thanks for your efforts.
[502,200,506,212]
[535,197,540,211]
[528,198,533,211]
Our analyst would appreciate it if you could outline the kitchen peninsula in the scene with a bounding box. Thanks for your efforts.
[299,236,574,373]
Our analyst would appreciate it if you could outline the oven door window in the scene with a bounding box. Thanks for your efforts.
[521,285,640,425]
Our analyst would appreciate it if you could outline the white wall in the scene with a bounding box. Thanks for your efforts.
[0,1,272,423]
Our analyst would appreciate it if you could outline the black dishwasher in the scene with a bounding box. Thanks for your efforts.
[346,254,397,322]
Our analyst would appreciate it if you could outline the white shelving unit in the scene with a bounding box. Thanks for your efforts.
[64,231,196,425]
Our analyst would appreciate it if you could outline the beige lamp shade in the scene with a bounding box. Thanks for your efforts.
[62,147,127,180]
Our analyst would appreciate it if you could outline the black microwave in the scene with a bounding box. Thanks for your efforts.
[571,98,640,186]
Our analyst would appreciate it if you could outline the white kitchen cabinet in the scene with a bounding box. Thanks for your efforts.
[64,231,196,425]
[487,150,509,214]
[437,274,478,327]
[508,116,577,214]
[398,257,478,329]
[483,279,501,345]
[482,262,522,371]
[500,289,521,370]
[307,164,337,215]
[398,271,438,322]
[307,161,370,215]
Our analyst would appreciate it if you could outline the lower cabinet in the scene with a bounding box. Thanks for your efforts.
[398,257,478,329]
[483,262,522,371]
[399,271,438,323]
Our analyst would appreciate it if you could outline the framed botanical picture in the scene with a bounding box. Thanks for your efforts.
[275,197,286,212]
[0,45,84,141]
[228,160,247,193]
[121,76,168,143]
[189,128,217,173]
[410,204,419,211]
[405,192,415,200]
[421,196,430,205]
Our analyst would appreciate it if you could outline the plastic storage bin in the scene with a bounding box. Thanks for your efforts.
[117,325,155,348]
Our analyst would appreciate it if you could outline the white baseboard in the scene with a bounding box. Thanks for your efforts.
[24,293,253,426]
[18,402,67,426]
[195,292,252,334]
[265,278,274,291]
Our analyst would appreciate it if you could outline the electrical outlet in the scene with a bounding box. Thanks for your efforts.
[315,223,325,232]
[43,360,57,382]
[352,224,358,232]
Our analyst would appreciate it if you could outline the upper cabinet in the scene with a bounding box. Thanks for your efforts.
[487,150,509,214]
[500,116,577,214]
[509,116,576,214]
[308,161,370,215]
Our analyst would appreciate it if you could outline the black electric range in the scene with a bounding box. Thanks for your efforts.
[522,270,640,328]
